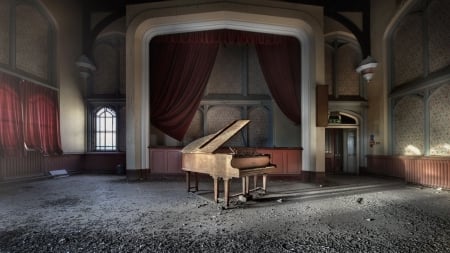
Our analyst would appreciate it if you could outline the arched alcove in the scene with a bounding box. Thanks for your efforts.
[125,4,323,176]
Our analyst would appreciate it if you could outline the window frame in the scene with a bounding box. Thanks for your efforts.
[94,106,117,151]
[87,101,124,152]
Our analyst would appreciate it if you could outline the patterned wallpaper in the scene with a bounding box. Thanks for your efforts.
[429,83,450,155]
[393,14,424,86]
[0,1,9,65]
[428,0,450,73]
[248,106,270,147]
[93,38,124,95]
[183,110,203,145]
[206,45,242,95]
[390,0,450,156]
[394,95,424,155]
[393,0,449,86]
[207,105,243,147]
[183,104,271,147]
[324,41,361,97]
[15,4,49,80]
[335,44,360,96]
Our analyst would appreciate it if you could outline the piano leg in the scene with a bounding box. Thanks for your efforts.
[186,172,199,192]
[194,173,199,191]
[253,175,257,189]
[213,176,219,203]
[185,172,190,192]
[223,178,230,208]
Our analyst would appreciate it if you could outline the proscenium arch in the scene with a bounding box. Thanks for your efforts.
[126,10,320,174]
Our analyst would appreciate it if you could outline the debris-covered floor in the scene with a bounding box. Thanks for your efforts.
[0,174,449,252]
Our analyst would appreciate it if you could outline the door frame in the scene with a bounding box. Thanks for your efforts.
[326,126,360,174]
[326,112,360,174]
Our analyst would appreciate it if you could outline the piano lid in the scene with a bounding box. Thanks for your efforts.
[181,120,250,154]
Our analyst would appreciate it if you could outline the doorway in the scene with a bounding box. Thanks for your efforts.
[325,128,358,174]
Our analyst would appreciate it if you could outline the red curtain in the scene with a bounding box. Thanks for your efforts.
[150,36,219,141]
[22,80,63,155]
[150,29,301,140]
[256,38,301,124]
[153,29,300,46]
[0,73,23,156]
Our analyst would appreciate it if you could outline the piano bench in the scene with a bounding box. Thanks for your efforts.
[241,174,268,196]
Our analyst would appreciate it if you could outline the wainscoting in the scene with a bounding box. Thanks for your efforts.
[149,147,302,175]
[0,152,126,181]
[366,155,450,189]
[149,148,183,174]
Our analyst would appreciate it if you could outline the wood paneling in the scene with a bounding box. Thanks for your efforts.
[366,155,405,178]
[167,150,182,174]
[84,152,126,174]
[0,151,44,180]
[404,158,450,189]
[150,148,183,174]
[0,152,126,181]
[366,155,450,189]
[149,147,302,175]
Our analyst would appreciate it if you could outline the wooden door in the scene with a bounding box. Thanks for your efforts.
[325,128,343,173]
[343,129,358,174]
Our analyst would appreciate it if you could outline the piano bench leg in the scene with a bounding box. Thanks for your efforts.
[245,176,250,195]
[262,174,268,193]
[241,176,252,197]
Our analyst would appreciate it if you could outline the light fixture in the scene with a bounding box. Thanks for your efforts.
[356,56,378,82]
[75,55,96,79]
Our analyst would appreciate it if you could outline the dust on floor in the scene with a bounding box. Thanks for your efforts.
[0,174,449,252]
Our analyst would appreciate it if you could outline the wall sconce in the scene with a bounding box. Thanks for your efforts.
[356,56,378,82]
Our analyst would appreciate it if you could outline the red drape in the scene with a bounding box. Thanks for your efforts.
[150,29,301,140]
[22,80,63,155]
[256,38,301,124]
[0,73,23,156]
[150,37,219,141]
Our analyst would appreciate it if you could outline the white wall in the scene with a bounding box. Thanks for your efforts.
[42,0,85,153]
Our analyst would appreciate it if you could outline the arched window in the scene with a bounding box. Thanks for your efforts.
[95,107,117,151]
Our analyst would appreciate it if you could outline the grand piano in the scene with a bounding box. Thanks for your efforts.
[181,120,276,207]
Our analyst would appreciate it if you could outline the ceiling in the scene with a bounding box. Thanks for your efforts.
[83,0,371,56]
[84,0,369,14]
